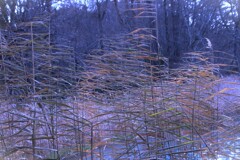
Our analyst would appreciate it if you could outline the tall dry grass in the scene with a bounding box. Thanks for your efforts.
[0,1,240,160]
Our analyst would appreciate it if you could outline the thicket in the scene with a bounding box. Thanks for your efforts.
[0,0,240,160]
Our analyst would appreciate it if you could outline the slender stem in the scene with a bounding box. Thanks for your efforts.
[30,22,37,160]
[91,124,94,160]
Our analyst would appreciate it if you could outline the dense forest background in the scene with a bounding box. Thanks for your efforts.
[1,0,240,69]
[0,0,240,160]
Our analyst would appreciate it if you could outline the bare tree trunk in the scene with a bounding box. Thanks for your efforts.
[163,0,170,56]
[96,0,109,49]
[233,20,240,70]
[234,2,240,71]
[170,0,180,57]
[0,0,8,28]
